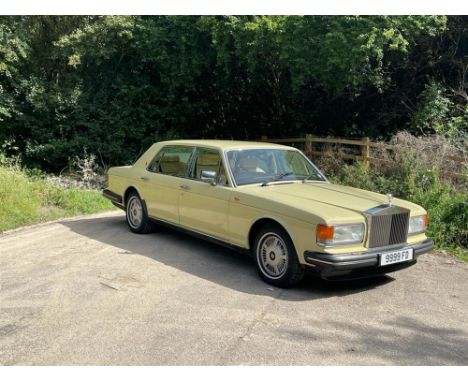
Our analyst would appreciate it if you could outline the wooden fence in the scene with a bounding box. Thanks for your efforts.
[260,134,466,181]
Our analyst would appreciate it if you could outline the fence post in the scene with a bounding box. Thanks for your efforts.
[362,137,370,165]
[261,135,268,141]
[305,134,313,158]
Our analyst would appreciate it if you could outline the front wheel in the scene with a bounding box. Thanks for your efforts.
[125,192,153,234]
[253,224,305,288]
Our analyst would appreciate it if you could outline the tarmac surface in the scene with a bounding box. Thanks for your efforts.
[1,211,467,365]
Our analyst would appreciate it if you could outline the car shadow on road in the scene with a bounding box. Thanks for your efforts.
[281,316,468,365]
[61,213,395,301]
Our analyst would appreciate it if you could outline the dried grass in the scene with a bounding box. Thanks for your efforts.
[312,132,467,185]
[370,131,467,176]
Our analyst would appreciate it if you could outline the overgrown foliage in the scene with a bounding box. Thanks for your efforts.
[316,134,467,259]
[0,16,467,171]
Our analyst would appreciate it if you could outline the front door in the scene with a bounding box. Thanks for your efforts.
[178,147,231,240]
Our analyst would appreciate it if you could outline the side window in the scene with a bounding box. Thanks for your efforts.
[190,148,229,186]
[147,146,193,177]
[191,148,220,179]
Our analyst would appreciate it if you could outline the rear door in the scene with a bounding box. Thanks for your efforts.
[144,145,194,224]
[178,147,231,240]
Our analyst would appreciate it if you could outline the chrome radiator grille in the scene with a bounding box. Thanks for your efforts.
[367,208,410,248]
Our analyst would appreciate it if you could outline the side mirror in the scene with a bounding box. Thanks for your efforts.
[201,170,217,185]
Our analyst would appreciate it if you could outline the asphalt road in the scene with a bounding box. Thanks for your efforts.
[1,211,467,365]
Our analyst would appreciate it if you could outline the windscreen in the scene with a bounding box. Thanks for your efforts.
[226,149,326,186]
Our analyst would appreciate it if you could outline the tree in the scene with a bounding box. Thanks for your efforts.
[0,16,464,172]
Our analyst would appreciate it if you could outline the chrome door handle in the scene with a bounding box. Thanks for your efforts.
[140,176,149,181]
[179,184,191,190]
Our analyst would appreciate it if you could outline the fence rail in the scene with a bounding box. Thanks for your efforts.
[260,134,466,181]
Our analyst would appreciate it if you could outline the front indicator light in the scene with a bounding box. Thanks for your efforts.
[316,225,334,242]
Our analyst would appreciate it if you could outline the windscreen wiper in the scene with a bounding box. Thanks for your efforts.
[261,172,293,187]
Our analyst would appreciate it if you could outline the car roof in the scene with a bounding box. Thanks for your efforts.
[157,139,295,151]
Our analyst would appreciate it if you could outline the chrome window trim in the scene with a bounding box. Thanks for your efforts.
[151,143,234,187]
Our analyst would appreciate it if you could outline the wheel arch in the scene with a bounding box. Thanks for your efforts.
[123,184,153,234]
[123,185,148,213]
[123,186,140,206]
[248,217,298,255]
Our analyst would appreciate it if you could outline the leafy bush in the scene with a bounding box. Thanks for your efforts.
[412,179,467,250]
[411,82,468,140]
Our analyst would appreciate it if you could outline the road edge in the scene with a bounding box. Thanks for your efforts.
[0,209,124,237]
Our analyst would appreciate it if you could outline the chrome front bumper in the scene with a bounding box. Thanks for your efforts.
[304,239,434,280]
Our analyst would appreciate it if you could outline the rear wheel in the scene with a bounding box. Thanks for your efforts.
[125,191,153,234]
[253,224,304,287]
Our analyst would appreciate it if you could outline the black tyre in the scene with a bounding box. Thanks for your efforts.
[253,224,305,288]
[125,191,153,234]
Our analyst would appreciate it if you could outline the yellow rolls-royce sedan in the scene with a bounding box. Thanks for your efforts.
[103,140,434,287]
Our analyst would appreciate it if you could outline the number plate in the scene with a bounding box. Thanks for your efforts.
[379,248,414,266]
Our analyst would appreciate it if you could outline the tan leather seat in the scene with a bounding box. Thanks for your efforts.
[196,153,219,178]
[238,157,265,173]
[160,155,181,175]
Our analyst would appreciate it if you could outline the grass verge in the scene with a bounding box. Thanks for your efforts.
[0,165,114,233]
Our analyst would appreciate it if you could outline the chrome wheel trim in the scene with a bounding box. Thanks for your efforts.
[257,232,289,279]
[127,196,143,229]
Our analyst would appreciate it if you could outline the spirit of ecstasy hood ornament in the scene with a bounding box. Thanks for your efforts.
[386,193,393,206]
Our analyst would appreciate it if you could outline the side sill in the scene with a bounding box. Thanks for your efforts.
[148,216,250,256]
[102,189,123,204]
[111,201,125,211]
